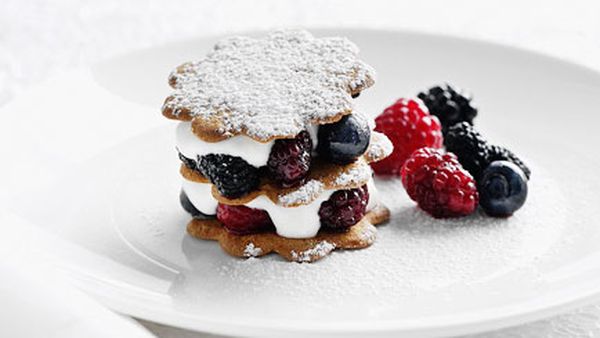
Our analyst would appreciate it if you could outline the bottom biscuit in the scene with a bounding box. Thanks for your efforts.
[187,205,390,263]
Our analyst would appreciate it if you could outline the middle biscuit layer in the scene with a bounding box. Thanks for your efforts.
[180,155,374,207]
[183,175,379,239]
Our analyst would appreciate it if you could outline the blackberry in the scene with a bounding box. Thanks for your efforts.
[267,130,312,188]
[417,84,477,134]
[198,154,259,198]
[319,185,369,231]
[488,145,531,179]
[445,122,490,180]
[178,152,197,170]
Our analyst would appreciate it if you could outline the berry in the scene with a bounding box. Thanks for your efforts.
[179,190,211,218]
[198,154,259,198]
[417,84,477,134]
[267,131,312,188]
[401,148,478,218]
[488,145,531,179]
[478,161,528,217]
[445,122,490,180]
[317,114,371,164]
[216,203,275,235]
[318,185,369,231]
[371,98,443,175]
[178,152,198,170]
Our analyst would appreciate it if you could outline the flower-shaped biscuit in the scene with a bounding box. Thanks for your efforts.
[162,30,376,142]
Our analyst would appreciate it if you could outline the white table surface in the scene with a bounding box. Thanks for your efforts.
[2,0,600,337]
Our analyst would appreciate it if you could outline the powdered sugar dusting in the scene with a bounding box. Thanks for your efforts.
[290,241,336,263]
[359,224,377,244]
[188,166,569,316]
[366,131,393,162]
[164,30,375,141]
[278,180,324,207]
[334,161,373,187]
[243,243,262,257]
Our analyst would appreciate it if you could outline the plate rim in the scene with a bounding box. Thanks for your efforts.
[71,265,600,337]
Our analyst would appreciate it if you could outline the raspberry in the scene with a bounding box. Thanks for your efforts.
[267,131,312,187]
[319,185,369,231]
[417,84,477,134]
[198,154,259,198]
[216,203,275,235]
[487,145,531,179]
[401,148,478,218]
[371,98,443,176]
[444,122,490,180]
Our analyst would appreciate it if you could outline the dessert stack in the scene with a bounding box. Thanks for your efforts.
[162,30,392,262]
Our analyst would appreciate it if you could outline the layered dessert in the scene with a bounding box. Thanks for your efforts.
[162,30,392,262]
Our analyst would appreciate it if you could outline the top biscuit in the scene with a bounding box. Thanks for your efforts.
[162,30,375,143]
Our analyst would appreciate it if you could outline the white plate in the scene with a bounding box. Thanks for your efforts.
[2,29,600,338]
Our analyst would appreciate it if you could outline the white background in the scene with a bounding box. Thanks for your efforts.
[2,0,600,337]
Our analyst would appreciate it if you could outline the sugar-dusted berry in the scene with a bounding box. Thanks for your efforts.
[216,203,275,235]
[478,161,528,217]
[371,98,443,175]
[267,130,312,188]
[198,154,259,198]
[444,122,490,180]
[401,147,478,218]
[317,114,371,164]
[319,185,369,230]
[417,83,477,134]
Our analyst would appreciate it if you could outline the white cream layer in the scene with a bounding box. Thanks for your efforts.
[176,122,274,167]
[182,177,379,239]
[182,180,219,215]
[176,122,319,168]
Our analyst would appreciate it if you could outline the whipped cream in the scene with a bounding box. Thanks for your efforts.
[246,191,335,238]
[176,122,319,168]
[176,122,274,167]
[182,179,218,215]
[182,176,378,238]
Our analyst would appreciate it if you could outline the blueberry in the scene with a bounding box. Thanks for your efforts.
[179,190,212,218]
[317,114,371,164]
[478,161,528,217]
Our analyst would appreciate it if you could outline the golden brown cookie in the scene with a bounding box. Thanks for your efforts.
[165,30,391,263]
[187,205,390,262]
[162,30,376,143]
